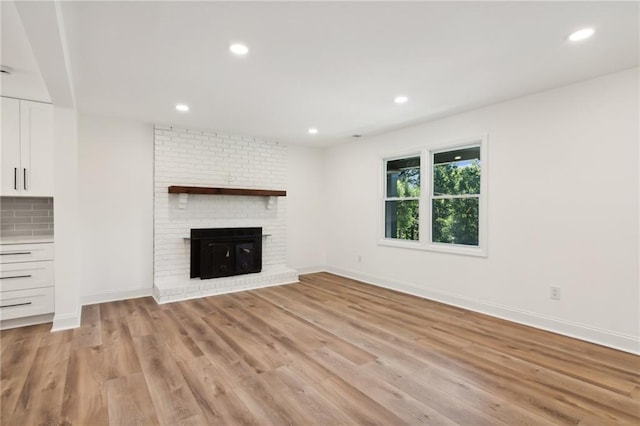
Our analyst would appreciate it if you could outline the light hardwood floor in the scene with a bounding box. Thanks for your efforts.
[1,272,639,425]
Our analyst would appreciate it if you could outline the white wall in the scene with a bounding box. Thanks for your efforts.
[51,105,81,330]
[322,69,639,353]
[286,144,326,272]
[76,116,326,303]
[77,115,153,303]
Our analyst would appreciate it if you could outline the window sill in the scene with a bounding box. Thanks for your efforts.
[378,239,487,258]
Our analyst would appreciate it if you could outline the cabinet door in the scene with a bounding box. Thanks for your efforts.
[19,100,53,196]
[1,97,21,195]
[1,98,54,197]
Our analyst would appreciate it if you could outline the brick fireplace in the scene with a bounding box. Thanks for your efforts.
[152,125,298,303]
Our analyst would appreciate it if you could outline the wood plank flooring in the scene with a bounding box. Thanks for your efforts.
[1,272,639,425]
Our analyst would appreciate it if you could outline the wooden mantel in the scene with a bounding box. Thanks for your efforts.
[168,186,286,197]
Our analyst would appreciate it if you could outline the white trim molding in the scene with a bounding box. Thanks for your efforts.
[294,265,327,275]
[80,287,153,306]
[46,289,153,333]
[325,266,640,355]
[380,134,489,257]
[51,308,81,331]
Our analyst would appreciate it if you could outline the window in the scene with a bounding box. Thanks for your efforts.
[381,137,486,256]
[384,156,420,240]
[431,146,481,246]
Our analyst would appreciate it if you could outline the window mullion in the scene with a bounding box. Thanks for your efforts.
[432,194,480,200]
[422,149,430,245]
[385,197,420,201]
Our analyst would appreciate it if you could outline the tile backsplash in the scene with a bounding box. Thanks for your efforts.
[0,197,54,238]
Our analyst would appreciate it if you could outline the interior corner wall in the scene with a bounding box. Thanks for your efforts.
[286,144,327,272]
[75,115,326,302]
[322,68,640,354]
[77,114,154,303]
[51,105,81,330]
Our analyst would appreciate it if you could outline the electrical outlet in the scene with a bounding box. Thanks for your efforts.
[550,286,561,300]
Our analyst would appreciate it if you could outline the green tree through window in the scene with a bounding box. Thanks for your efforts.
[383,143,483,251]
[432,147,481,246]
[385,157,420,240]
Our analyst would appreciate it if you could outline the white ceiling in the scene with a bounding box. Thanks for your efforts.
[54,2,640,146]
[0,1,50,103]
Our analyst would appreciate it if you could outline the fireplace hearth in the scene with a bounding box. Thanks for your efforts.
[190,227,262,279]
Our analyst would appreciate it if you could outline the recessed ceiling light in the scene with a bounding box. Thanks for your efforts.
[568,28,595,42]
[175,104,189,112]
[308,128,318,135]
[454,156,462,160]
[394,95,409,104]
[229,43,249,55]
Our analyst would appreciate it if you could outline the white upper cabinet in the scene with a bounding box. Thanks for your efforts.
[1,97,21,195]
[19,100,54,196]
[1,97,53,196]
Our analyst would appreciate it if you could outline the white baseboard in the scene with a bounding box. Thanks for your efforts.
[81,287,153,306]
[50,288,152,332]
[294,265,327,275]
[51,309,81,331]
[324,266,640,355]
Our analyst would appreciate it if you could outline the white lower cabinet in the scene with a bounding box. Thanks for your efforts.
[0,243,55,263]
[0,261,54,292]
[0,287,54,321]
[0,242,54,324]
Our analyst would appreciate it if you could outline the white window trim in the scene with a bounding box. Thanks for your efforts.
[379,135,488,257]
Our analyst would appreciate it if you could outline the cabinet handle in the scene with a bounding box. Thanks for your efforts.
[23,168,27,190]
[0,252,31,256]
[0,275,32,280]
[14,168,17,190]
[0,302,32,309]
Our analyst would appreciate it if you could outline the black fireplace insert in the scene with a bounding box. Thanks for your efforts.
[190,227,262,279]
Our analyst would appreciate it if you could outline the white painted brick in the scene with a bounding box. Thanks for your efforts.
[153,125,289,290]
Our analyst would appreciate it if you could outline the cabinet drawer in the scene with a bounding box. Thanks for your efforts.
[0,287,54,320]
[0,261,53,292]
[0,243,54,264]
